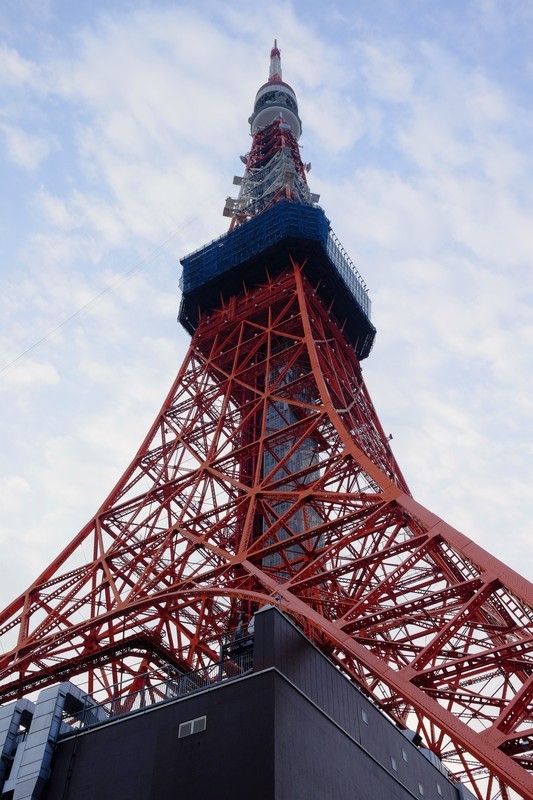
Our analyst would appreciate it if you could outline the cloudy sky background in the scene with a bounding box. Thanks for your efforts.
[0,0,532,607]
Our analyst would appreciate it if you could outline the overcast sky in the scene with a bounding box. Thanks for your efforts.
[0,0,532,607]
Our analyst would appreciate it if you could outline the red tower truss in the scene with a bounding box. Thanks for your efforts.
[1,43,533,800]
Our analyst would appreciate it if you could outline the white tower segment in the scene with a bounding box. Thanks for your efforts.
[248,40,303,139]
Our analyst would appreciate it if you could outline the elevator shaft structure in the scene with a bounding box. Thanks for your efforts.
[1,42,532,800]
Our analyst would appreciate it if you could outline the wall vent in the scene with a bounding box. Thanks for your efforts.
[178,715,207,739]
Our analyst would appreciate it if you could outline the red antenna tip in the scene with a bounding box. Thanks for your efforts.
[269,39,282,82]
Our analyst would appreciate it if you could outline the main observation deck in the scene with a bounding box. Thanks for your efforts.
[179,201,376,360]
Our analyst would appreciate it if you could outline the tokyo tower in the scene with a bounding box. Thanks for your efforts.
[1,42,533,800]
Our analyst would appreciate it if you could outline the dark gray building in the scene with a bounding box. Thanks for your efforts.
[1,607,476,800]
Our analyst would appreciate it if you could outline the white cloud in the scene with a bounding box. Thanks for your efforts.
[0,357,60,389]
[0,122,51,170]
[305,88,364,153]
[360,41,414,102]
[0,0,531,605]
[0,43,38,86]
[35,187,78,229]
[0,474,30,509]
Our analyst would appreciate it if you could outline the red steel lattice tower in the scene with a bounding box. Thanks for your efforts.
[1,42,533,800]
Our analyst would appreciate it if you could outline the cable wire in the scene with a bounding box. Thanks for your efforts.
[0,207,214,376]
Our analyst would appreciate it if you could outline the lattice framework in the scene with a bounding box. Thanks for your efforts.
[1,260,532,800]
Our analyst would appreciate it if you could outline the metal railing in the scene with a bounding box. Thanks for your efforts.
[59,642,254,736]
[325,230,371,318]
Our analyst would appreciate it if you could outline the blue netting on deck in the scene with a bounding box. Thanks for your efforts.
[180,201,371,320]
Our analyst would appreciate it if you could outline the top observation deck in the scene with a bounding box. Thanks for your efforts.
[178,200,376,360]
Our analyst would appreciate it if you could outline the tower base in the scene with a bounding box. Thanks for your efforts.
[1,609,472,800]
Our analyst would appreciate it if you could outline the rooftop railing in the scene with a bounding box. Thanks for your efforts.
[59,638,254,736]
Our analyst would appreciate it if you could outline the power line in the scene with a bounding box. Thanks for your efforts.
[0,209,211,376]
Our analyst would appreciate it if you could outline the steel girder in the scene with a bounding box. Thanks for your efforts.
[228,116,313,227]
[0,261,532,799]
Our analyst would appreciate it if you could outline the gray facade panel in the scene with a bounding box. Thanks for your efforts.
[35,609,461,800]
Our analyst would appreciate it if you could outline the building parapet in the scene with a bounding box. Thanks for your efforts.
[58,638,254,736]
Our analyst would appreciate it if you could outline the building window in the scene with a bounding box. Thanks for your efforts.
[436,783,443,796]
[178,715,207,738]
[361,709,369,724]
[391,756,398,772]
[402,748,408,762]
[418,783,424,796]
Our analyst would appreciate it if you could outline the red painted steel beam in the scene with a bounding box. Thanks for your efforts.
[1,263,532,799]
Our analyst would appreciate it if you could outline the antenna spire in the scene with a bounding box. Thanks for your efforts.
[223,40,314,226]
[269,38,282,82]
